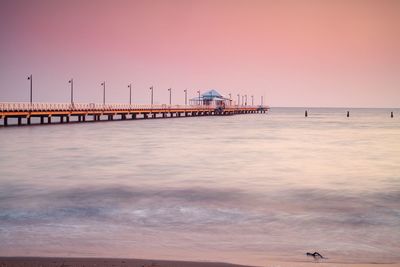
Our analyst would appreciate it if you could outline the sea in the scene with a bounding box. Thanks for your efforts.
[0,108,399,265]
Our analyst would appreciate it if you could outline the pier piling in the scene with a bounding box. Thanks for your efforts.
[347,111,350,117]
[305,110,308,117]
[391,112,394,118]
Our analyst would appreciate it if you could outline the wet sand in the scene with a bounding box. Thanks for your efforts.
[0,258,399,267]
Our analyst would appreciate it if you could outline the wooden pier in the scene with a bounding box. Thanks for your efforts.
[0,103,268,126]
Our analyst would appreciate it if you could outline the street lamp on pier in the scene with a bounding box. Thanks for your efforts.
[150,86,154,105]
[168,88,172,105]
[197,90,201,105]
[27,75,33,104]
[69,79,74,106]
[237,94,240,106]
[261,95,264,106]
[101,81,106,105]
[251,95,254,106]
[245,94,248,106]
[128,83,132,105]
[184,89,187,105]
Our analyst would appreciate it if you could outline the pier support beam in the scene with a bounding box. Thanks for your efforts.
[3,117,7,126]
[60,116,64,123]
[40,116,45,124]
[305,110,308,117]
[66,116,70,123]
[144,114,148,119]
[27,117,31,125]
[48,117,52,124]
[121,114,126,120]
[391,112,394,118]
[132,113,136,120]
[18,117,22,125]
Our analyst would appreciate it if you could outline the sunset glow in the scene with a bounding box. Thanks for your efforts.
[0,0,399,107]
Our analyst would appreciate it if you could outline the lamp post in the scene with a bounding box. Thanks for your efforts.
[184,89,187,105]
[261,95,263,106]
[245,94,247,106]
[101,81,106,105]
[251,95,254,106]
[69,79,74,105]
[128,83,132,105]
[228,93,232,106]
[242,95,244,106]
[27,75,33,104]
[168,88,172,105]
[197,90,201,105]
[150,86,154,105]
[237,94,240,106]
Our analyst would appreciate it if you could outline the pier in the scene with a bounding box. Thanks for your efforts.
[0,103,268,127]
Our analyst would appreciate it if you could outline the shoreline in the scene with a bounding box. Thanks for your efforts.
[1,257,399,267]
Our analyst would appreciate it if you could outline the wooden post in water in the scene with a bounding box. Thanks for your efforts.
[391,111,394,118]
[347,111,350,117]
[305,110,308,117]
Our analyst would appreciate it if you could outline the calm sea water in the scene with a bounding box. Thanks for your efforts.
[0,108,399,265]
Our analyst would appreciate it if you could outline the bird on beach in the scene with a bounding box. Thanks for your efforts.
[306,252,325,259]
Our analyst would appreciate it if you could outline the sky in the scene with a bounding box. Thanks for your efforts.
[0,0,399,107]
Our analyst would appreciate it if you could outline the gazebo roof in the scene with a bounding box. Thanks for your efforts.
[189,89,230,101]
[201,89,223,98]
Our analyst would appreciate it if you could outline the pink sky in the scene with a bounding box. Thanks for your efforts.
[0,0,399,107]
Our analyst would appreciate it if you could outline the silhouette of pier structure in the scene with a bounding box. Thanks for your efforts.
[0,102,268,126]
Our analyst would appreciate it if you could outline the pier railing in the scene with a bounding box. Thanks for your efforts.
[0,102,264,112]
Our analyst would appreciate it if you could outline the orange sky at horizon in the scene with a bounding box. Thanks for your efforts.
[0,0,399,107]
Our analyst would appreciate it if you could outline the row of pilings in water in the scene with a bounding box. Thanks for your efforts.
[304,110,395,118]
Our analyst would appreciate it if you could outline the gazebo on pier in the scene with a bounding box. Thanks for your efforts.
[189,89,231,107]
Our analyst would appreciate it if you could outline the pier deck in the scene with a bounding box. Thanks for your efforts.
[0,103,268,126]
